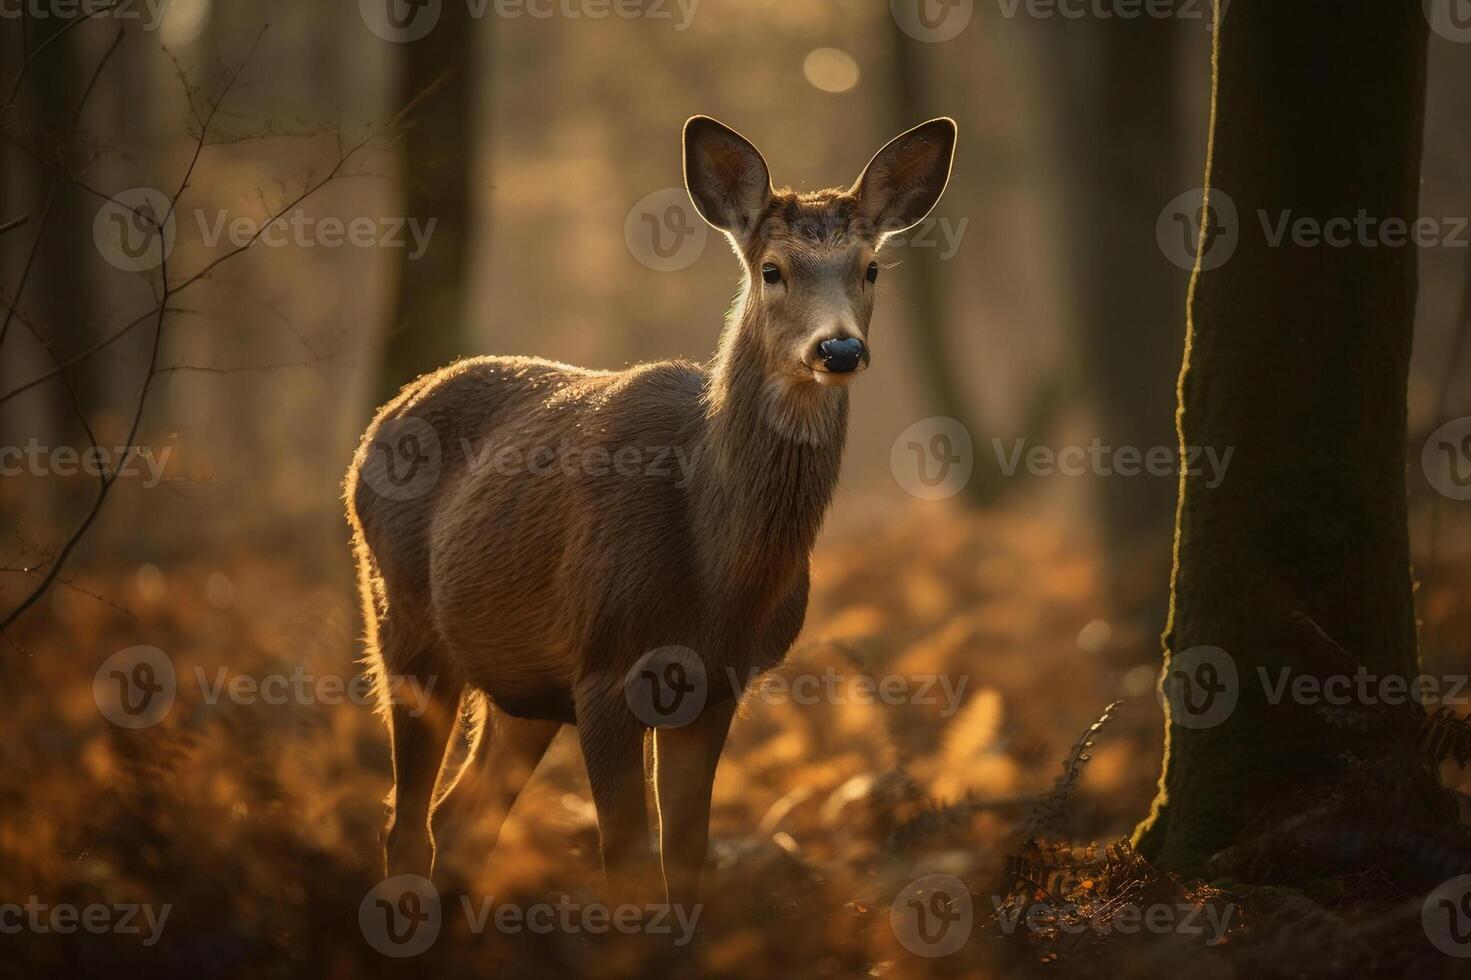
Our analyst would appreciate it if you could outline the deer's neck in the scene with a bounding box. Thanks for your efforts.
[693,313,848,620]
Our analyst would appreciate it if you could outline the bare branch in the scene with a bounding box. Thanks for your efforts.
[2,41,450,631]
[0,28,259,631]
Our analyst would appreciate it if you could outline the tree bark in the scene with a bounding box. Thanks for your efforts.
[1134,0,1457,882]
[376,4,476,402]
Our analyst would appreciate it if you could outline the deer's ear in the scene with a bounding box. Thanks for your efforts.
[852,118,957,238]
[684,116,772,239]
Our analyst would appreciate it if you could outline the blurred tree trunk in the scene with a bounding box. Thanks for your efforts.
[1046,17,1187,613]
[886,26,984,503]
[888,25,1063,505]
[8,13,99,513]
[1134,0,1458,882]
[376,4,476,402]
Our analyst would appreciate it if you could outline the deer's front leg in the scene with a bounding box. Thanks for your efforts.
[653,699,735,909]
[575,677,658,907]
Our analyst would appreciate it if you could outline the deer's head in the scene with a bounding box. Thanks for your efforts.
[684,115,956,389]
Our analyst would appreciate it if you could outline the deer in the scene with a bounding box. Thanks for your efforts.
[344,114,957,909]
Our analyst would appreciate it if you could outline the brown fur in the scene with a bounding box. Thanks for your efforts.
[344,115,956,905]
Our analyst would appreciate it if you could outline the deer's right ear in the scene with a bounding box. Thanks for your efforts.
[683,116,772,240]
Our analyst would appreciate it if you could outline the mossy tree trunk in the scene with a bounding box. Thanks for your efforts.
[1134,0,1457,882]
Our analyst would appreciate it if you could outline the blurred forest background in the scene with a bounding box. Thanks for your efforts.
[2,1,1471,976]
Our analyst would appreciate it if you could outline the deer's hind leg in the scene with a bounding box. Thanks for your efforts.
[430,701,562,874]
[366,589,464,880]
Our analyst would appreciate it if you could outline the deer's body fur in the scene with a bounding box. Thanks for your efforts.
[345,115,955,906]
[348,337,843,725]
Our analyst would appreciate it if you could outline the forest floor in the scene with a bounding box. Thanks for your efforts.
[2,503,1469,978]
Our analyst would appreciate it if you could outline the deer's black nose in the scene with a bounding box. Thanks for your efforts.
[818,337,866,374]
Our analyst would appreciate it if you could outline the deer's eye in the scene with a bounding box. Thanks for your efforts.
[761,263,782,285]
[866,261,879,284]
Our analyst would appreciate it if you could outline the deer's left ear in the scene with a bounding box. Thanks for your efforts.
[852,118,957,238]
[684,116,773,240]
